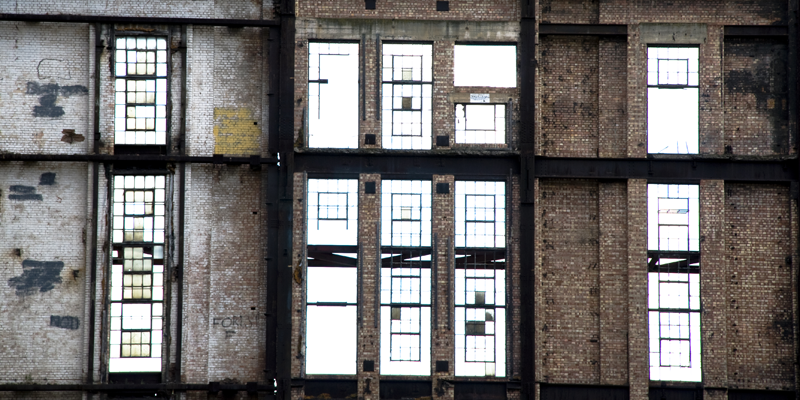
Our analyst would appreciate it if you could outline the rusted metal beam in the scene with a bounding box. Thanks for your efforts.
[539,23,627,36]
[0,153,278,165]
[723,25,789,37]
[0,13,279,27]
[535,157,797,182]
[0,382,272,392]
[295,152,519,179]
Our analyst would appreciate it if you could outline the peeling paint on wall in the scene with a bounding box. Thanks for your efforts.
[50,315,80,330]
[8,260,64,296]
[8,185,42,201]
[25,82,88,118]
[213,107,261,155]
[39,173,56,186]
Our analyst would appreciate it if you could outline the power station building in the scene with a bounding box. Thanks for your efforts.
[0,1,798,399]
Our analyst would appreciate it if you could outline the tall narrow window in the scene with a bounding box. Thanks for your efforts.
[455,181,506,377]
[308,42,359,148]
[382,44,433,150]
[306,179,358,374]
[380,180,432,375]
[114,37,168,145]
[109,175,166,372]
[647,184,701,382]
[647,47,699,154]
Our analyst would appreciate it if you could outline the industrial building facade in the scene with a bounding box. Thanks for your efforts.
[0,1,798,399]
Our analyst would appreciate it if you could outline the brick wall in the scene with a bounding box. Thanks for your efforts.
[726,184,794,390]
[0,22,92,156]
[539,36,599,157]
[0,163,90,384]
[539,179,601,384]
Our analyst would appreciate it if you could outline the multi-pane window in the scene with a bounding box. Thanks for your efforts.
[455,181,506,377]
[647,184,701,382]
[114,37,168,145]
[647,184,699,252]
[381,180,432,247]
[453,45,516,88]
[305,179,358,374]
[380,249,432,375]
[382,43,433,149]
[455,104,506,144]
[308,42,359,148]
[380,180,432,375]
[455,181,506,248]
[109,175,166,373]
[647,47,699,154]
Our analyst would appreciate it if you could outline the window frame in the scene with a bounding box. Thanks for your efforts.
[381,42,434,150]
[646,46,700,155]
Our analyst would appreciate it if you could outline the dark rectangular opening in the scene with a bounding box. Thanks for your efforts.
[305,379,358,400]
[454,382,506,400]
[435,360,449,372]
[436,182,450,194]
[647,388,702,400]
[365,134,377,145]
[363,360,375,372]
[108,372,162,384]
[365,0,376,9]
[365,181,376,194]
[540,384,629,400]
[436,135,450,147]
[380,380,432,399]
[436,1,450,11]
[728,390,796,400]
[114,145,167,155]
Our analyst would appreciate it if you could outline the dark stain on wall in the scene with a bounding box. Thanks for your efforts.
[50,315,80,330]
[724,38,788,154]
[8,260,64,296]
[26,82,89,118]
[8,185,42,201]
[39,172,56,185]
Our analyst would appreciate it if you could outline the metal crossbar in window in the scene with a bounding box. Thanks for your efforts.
[381,44,433,149]
[454,249,506,377]
[381,248,431,363]
[647,47,699,87]
[308,42,359,148]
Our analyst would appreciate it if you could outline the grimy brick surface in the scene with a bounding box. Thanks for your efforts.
[1,1,798,399]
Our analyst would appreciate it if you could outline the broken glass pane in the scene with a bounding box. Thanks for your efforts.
[454,45,516,88]
[647,47,699,154]
[455,104,506,144]
[382,43,433,149]
[308,42,359,148]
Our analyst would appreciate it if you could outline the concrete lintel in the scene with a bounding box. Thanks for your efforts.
[296,18,519,42]
[639,23,707,44]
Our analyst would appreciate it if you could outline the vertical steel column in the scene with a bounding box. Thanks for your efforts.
[519,1,537,398]
[87,22,103,387]
[266,21,281,396]
[275,1,296,399]
[174,23,188,384]
[790,0,800,392]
